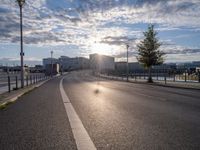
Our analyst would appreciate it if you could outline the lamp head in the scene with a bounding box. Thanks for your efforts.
[126,44,129,49]
[17,0,25,7]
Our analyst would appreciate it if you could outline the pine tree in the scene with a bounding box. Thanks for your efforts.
[137,25,165,83]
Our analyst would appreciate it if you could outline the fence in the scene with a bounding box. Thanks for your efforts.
[0,73,50,94]
[99,71,200,84]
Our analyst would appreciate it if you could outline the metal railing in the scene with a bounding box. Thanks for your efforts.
[0,73,50,94]
[98,71,200,84]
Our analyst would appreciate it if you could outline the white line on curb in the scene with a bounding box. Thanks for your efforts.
[60,77,97,150]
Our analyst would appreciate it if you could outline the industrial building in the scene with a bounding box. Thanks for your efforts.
[89,54,115,72]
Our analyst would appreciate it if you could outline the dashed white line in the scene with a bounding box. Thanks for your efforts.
[60,77,97,150]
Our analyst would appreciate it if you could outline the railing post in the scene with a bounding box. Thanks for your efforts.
[16,76,18,89]
[26,75,28,86]
[164,73,167,84]
[30,75,32,84]
[185,70,187,82]
[8,76,11,92]
[173,72,176,82]
[34,75,36,84]
[157,70,158,80]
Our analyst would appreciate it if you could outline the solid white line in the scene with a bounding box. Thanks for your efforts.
[60,77,97,150]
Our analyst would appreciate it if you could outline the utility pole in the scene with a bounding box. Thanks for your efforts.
[17,0,25,88]
[126,44,129,82]
[51,51,53,77]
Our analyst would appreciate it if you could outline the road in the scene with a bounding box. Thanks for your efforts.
[1,70,200,149]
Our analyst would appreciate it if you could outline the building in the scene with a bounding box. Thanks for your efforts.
[59,56,89,71]
[45,64,60,76]
[115,62,144,73]
[43,58,59,68]
[153,63,176,71]
[30,65,44,73]
[115,62,127,73]
[43,58,60,75]
[129,62,144,72]
[90,54,115,72]
[176,61,200,72]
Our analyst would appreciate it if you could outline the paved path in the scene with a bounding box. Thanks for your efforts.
[1,70,200,149]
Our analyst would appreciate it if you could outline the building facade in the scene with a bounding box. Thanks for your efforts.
[90,54,115,72]
[43,58,59,68]
[59,56,89,71]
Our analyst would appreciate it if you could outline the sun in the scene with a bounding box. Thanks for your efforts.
[91,43,113,55]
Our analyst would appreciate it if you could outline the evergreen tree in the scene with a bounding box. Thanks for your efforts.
[137,25,165,82]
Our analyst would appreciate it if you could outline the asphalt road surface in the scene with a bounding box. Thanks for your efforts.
[1,70,200,150]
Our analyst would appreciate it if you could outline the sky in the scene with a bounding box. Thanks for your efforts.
[0,0,200,66]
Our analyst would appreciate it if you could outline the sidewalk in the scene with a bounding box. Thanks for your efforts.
[99,74,200,90]
[0,79,50,108]
[0,76,77,149]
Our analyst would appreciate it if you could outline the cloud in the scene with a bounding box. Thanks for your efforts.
[0,57,42,66]
[1,0,200,45]
[100,36,137,46]
[0,0,200,62]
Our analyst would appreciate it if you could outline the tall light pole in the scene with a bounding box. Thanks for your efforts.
[51,51,53,77]
[126,44,129,82]
[17,0,25,88]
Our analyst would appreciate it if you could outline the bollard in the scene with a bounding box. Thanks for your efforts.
[26,76,28,86]
[16,76,18,89]
[164,74,167,84]
[156,71,158,80]
[8,76,11,92]
[198,71,200,83]
[173,73,176,82]
[30,76,32,84]
[34,76,36,84]
[185,71,187,82]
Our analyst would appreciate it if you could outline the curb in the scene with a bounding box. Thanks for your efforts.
[0,78,51,109]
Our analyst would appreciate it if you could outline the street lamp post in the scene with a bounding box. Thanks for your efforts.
[51,51,53,77]
[17,0,25,88]
[126,44,129,82]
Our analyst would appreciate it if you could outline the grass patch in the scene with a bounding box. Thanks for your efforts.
[0,101,15,110]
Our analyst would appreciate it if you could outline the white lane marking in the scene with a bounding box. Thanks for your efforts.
[60,77,97,150]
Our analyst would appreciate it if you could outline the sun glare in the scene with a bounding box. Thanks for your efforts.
[91,43,112,55]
